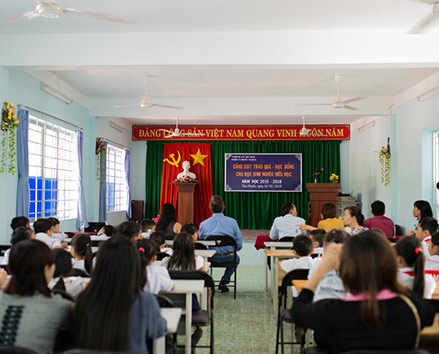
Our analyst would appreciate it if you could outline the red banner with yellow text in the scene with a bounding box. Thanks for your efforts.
[160,143,213,226]
[133,125,350,141]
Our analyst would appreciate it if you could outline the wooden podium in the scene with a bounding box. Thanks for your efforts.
[173,182,198,225]
[306,183,341,227]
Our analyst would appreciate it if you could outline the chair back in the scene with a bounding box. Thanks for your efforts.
[155,294,175,308]
[194,242,208,250]
[279,269,309,305]
[205,235,236,248]
[168,270,215,296]
[426,299,439,313]
[386,237,396,243]
[68,269,90,278]
[0,346,38,354]
[279,236,295,242]
[156,252,170,261]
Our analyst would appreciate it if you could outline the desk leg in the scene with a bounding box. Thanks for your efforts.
[153,336,165,354]
[185,293,192,354]
[273,255,278,314]
[265,254,268,291]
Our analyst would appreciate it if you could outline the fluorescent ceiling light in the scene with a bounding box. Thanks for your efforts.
[40,82,73,105]
[417,86,439,102]
[109,121,124,133]
[358,121,375,132]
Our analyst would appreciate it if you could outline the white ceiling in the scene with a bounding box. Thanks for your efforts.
[1,0,439,126]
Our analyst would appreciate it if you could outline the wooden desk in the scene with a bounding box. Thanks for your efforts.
[421,313,439,337]
[166,240,216,247]
[292,280,307,293]
[153,308,182,354]
[195,249,216,261]
[264,249,296,313]
[161,279,204,354]
[263,242,294,292]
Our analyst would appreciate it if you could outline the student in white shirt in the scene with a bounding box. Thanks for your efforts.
[280,235,315,273]
[136,239,174,294]
[140,219,155,239]
[70,233,93,276]
[9,216,30,240]
[49,217,67,243]
[1,227,35,266]
[426,232,439,270]
[415,217,438,257]
[270,202,305,240]
[49,249,87,299]
[309,229,326,256]
[395,235,436,299]
[150,231,173,257]
[162,232,205,271]
[34,218,64,249]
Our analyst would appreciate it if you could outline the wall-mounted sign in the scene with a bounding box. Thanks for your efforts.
[132,125,350,141]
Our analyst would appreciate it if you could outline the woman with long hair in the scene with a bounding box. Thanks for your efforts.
[73,237,166,353]
[162,232,204,271]
[291,230,434,353]
[0,240,71,354]
[70,233,93,275]
[343,206,367,235]
[154,203,182,240]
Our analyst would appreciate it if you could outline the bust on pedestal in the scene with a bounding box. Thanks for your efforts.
[173,161,198,224]
[176,161,197,180]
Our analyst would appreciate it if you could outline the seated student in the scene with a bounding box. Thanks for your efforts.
[34,218,64,249]
[300,203,344,232]
[73,237,166,354]
[9,216,30,238]
[364,200,395,238]
[309,229,326,256]
[136,238,174,294]
[0,240,72,354]
[70,233,93,276]
[48,217,67,243]
[406,200,434,236]
[153,203,182,240]
[415,216,438,256]
[150,231,172,257]
[181,223,199,242]
[96,224,114,240]
[426,231,439,270]
[114,221,142,242]
[1,227,35,266]
[49,249,87,299]
[140,219,155,239]
[279,235,315,273]
[395,236,436,299]
[270,202,305,240]
[291,230,435,353]
[343,206,368,235]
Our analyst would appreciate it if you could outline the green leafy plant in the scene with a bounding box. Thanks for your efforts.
[1,101,19,175]
[377,138,391,186]
[96,137,106,181]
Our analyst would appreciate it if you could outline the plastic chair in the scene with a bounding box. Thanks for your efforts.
[168,270,215,354]
[155,294,178,353]
[275,268,309,354]
[205,235,238,299]
[194,242,208,250]
[279,236,295,243]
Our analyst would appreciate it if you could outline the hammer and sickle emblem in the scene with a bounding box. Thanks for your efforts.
[163,151,181,167]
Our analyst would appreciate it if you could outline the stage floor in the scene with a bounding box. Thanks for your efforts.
[241,229,269,241]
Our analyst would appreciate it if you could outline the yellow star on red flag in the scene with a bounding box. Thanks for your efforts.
[190,148,208,166]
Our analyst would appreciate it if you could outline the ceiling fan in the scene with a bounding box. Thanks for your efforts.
[114,77,183,110]
[299,117,327,137]
[158,118,206,139]
[299,75,364,111]
[2,0,136,24]
[408,0,439,33]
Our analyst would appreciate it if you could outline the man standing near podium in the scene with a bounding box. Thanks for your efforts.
[269,202,305,240]
[199,195,243,292]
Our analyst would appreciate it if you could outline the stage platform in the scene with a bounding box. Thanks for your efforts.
[241,229,269,241]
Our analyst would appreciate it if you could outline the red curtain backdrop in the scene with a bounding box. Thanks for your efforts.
[160,143,213,226]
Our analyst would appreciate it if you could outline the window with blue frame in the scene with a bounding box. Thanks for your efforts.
[28,116,78,221]
[106,144,128,213]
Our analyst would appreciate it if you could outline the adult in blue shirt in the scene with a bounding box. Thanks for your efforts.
[199,195,243,292]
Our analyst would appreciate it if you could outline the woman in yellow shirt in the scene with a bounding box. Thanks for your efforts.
[300,203,344,232]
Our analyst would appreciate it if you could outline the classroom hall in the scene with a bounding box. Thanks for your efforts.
[0,1,439,353]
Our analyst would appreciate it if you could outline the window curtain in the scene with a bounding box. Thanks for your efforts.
[145,140,340,229]
[16,109,30,217]
[76,130,88,229]
[98,141,108,222]
[124,149,132,219]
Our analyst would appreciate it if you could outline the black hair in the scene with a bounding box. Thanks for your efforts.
[150,231,166,247]
[431,232,439,248]
[345,206,365,226]
[4,240,54,297]
[74,237,142,351]
[71,233,93,275]
[140,219,155,232]
[418,217,438,236]
[166,232,196,271]
[102,225,114,237]
[155,204,177,233]
[371,200,385,216]
[11,227,33,246]
[33,218,53,234]
[52,249,73,291]
[414,200,433,220]
[10,216,29,230]
[395,236,425,297]
[281,202,295,216]
[114,221,140,241]
[308,229,326,247]
[47,217,60,226]
[325,229,349,244]
[321,203,336,219]
[181,223,198,236]
[135,239,160,289]
[292,235,313,257]
[209,196,225,214]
